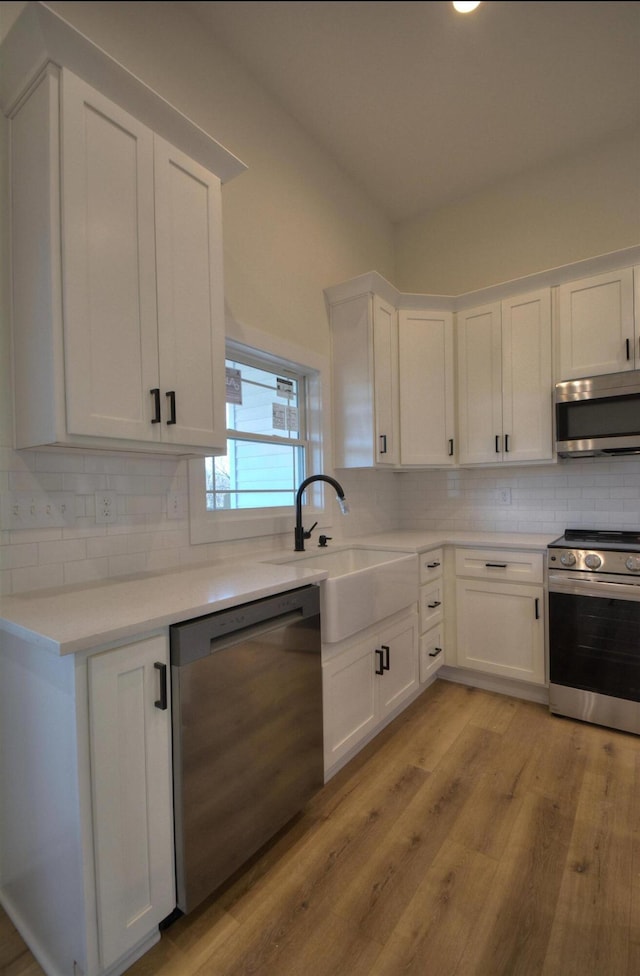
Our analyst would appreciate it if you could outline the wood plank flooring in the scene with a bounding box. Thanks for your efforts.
[2,678,639,975]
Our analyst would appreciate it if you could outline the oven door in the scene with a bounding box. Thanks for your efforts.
[548,571,640,734]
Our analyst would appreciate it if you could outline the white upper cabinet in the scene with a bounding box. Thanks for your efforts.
[8,59,236,455]
[457,289,552,464]
[556,267,637,380]
[398,309,455,466]
[61,72,226,451]
[330,293,399,467]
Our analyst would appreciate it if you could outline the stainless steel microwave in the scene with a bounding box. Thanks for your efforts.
[555,370,640,457]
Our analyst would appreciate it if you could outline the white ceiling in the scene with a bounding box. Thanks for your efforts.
[184,0,640,222]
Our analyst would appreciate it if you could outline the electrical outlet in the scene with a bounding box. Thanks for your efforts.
[95,491,117,524]
[167,492,186,520]
[498,487,512,505]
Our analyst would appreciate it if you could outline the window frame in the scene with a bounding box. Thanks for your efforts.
[188,321,332,545]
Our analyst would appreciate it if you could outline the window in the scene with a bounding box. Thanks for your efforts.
[205,354,307,512]
[188,327,330,545]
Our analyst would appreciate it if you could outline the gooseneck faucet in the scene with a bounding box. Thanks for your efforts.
[294,475,349,551]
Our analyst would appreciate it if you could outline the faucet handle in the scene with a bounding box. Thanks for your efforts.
[318,535,332,547]
[304,521,318,540]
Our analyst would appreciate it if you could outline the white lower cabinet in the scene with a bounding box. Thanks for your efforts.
[322,609,419,776]
[0,630,175,976]
[88,635,175,971]
[455,548,545,686]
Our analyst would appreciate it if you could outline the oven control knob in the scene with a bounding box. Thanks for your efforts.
[584,553,602,570]
[560,551,576,566]
[626,556,640,572]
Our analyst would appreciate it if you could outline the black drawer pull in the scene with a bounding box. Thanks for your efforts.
[427,561,440,569]
[379,434,387,455]
[429,647,443,658]
[495,434,500,453]
[375,648,385,675]
[505,433,510,453]
[154,662,168,710]
[535,597,540,620]
[150,388,161,424]
[448,438,454,457]
[486,562,507,569]
[627,338,631,360]
[427,601,441,609]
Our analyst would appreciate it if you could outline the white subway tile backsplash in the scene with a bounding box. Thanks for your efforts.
[4,447,640,596]
[38,539,87,565]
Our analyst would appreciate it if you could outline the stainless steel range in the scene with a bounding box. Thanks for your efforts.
[548,528,640,735]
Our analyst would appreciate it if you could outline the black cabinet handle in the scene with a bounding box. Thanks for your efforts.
[448,438,454,457]
[495,434,501,453]
[375,648,385,676]
[505,433,510,453]
[427,561,441,569]
[379,434,387,455]
[627,338,631,361]
[427,601,441,609]
[535,598,540,620]
[486,562,508,568]
[150,388,161,424]
[429,647,443,658]
[166,391,177,425]
[154,662,168,710]
[381,644,390,671]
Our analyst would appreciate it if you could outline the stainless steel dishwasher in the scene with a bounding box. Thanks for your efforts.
[169,584,323,914]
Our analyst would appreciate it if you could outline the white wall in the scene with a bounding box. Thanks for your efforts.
[395,128,640,296]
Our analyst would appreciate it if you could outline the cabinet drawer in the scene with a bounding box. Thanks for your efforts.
[419,548,444,584]
[420,624,445,682]
[420,580,443,631]
[455,548,543,584]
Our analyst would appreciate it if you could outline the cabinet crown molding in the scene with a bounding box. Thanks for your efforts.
[0,1,247,184]
[324,245,640,312]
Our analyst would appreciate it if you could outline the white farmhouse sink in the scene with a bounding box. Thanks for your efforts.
[266,547,418,643]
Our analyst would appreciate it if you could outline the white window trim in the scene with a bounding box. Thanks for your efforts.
[188,319,333,545]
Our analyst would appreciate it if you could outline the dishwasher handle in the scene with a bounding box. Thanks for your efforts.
[170,585,320,666]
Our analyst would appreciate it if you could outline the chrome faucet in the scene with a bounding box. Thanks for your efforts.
[294,475,348,551]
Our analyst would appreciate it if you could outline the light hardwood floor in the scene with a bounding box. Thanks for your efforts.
[2,679,639,975]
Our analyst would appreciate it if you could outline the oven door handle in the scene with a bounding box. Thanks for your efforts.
[548,571,640,602]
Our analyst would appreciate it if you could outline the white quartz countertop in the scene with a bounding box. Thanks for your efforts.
[0,530,556,656]
[0,558,328,656]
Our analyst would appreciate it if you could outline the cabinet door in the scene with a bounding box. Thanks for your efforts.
[373,296,400,465]
[88,635,175,971]
[377,612,419,721]
[501,289,552,462]
[154,137,226,451]
[61,71,160,443]
[456,579,545,685]
[557,268,636,380]
[399,309,455,465]
[457,302,503,463]
[323,636,378,770]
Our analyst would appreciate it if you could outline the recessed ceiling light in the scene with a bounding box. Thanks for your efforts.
[453,1,482,12]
